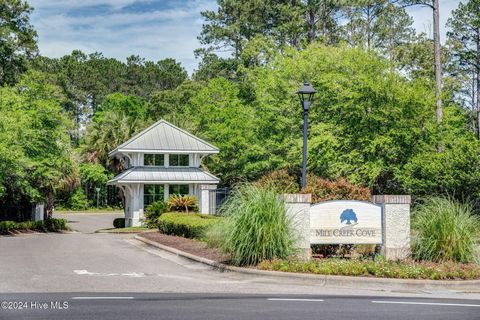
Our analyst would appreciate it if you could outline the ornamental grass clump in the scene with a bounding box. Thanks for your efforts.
[412,197,480,263]
[210,184,295,266]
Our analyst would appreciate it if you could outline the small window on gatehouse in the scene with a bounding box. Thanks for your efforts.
[144,154,164,166]
[169,154,189,167]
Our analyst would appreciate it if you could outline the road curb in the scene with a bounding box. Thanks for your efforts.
[134,235,480,292]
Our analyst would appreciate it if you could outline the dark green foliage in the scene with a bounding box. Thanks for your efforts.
[0,0,38,86]
[209,184,295,266]
[158,212,221,239]
[447,0,480,136]
[69,187,88,210]
[0,218,68,233]
[0,71,78,216]
[412,197,480,263]
[144,200,170,227]
[32,52,187,114]
[43,218,68,232]
[113,218,125,229]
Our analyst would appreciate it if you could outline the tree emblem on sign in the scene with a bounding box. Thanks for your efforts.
[340,209,358,225]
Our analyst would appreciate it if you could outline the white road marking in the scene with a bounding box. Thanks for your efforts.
[73,270,146,278]
[267,298,324,302]
[372,300,480,307]
[71,296,134,300]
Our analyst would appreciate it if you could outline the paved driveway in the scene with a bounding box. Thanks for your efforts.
[54,212,123,233]
[1,214,479,319]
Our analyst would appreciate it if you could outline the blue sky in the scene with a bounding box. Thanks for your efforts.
[29,0,461,75]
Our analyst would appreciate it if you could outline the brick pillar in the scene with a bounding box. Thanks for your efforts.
[372,195,411,260]
[284,194,311,261]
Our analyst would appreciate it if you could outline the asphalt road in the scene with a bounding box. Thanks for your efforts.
[1,214,479,319]
[0,293,479,320]
[54,212,123,233]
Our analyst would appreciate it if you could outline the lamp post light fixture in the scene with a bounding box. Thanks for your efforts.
[297,82,316,190]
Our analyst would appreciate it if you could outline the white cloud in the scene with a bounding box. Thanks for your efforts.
[28,0,461,75]
[406,0,461,42]
[29,0,216,74]
[30,0,142,11]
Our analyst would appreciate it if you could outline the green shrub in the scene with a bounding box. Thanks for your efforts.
[144,200,169,227]
[412,197,480,263]
[209,184,294,266]
[158,212,220,239]
[0,218,68,233]
[256,168,300,194]
[44,218,68,231]
[113,218,125,228]
[167,195,198,212]
[303,175,371,203]
[15,221,35,230]
[69,187,88,210]
[0,221,16,233]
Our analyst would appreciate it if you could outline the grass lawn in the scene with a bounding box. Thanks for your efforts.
[95,226,154,233]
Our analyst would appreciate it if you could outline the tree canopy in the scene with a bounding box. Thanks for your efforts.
[1,0,480,213]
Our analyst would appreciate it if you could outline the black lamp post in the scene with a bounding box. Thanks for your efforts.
[297,82,316,189]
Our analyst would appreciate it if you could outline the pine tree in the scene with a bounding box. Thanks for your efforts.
[447,0,480,136]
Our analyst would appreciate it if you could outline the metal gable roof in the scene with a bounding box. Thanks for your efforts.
[107,167,220,185]
[108,119,219,156]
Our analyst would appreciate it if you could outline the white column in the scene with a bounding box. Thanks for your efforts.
[284,194,311,261]
[123,185,132,227]
[164,184,169,202]
[200,184,217,214]
[130,184,143,227]
[373,195,411,260]
[164,154,170,168]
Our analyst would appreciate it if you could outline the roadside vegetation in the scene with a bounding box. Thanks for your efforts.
[207,184,295,266]
[258,258,480,280]
[0,218,69,234]
[412,197,480,263]
[143,184,480,279]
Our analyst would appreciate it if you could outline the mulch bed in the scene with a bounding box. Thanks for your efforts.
[141,232,230,263]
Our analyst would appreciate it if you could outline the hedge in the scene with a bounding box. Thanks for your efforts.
[158,212,221,239]
[0,218,68,234]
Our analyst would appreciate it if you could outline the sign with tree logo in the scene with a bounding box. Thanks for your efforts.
[310,200,382,244]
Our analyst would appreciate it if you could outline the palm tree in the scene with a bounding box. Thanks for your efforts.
[84,110,146,167]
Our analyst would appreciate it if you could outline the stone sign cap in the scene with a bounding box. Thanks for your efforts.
[372,195,411,204]
[283,194,312,203]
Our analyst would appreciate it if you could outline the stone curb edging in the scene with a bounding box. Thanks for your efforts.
[134,235,480,292]
[95,229,153,234]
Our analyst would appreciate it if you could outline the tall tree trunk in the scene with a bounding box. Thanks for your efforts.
[476,37,480,137]
[307,0,316,43]
[433,0,442,124]
[366,6,372,50]
[472,74,477,134]
[46,192,55,219]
